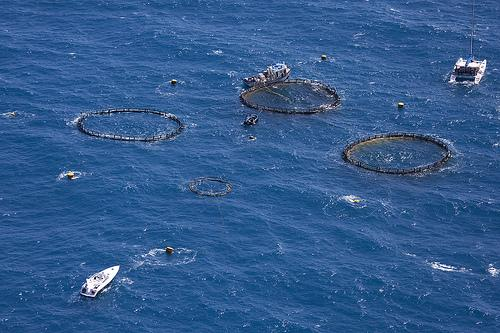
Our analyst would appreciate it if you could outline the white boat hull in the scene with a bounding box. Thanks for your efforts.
[449,59,487,85]
[80,265,120,298]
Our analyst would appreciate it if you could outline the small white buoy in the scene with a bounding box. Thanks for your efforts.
[397,102,405,109]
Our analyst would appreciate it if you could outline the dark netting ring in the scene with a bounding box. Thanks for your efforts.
[240,79,340,114]
[342,133,452,175]
[189,177,233,197]
[76,108,184,142]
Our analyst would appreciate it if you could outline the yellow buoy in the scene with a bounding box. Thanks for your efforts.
[170,79,177,85]
[397,102,405,109]
[321,54,327,61]
[66,171,75,179]
[165,246,174,255]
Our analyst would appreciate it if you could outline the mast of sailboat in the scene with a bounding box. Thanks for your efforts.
[470,0,475,59]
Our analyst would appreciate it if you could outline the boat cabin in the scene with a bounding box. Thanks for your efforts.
[450,57,486,84]
[243,63,291,87]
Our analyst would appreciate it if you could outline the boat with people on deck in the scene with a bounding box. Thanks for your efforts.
[243,63,291,87]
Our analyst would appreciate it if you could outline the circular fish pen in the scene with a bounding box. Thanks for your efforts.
[189,177,233,197]
[240,79,340,114]
[343,133,452,175]
[76,108,184,142]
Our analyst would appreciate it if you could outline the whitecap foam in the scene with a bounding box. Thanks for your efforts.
[353,32,365,39]
[209,49,223,56]
[123,182,139,192]
[119,277,134,285]
[487,264,499,277]
[428,261,470,273]
[276,243,284,255]
[339,195,366,207]
[67,116,81,127]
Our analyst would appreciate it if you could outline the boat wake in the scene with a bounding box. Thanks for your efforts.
[427,261,470,273]
[132,248,197,269]
[155,82,180,96]
[1,111,18,118]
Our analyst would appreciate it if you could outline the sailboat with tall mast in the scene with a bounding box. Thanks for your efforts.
[449,0,487,84]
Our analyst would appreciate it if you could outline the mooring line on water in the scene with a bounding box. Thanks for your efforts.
[263,86,292,102]
[240,78,340,114]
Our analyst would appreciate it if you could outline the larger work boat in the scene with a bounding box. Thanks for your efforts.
[449,0,487,84]
[243,63,291,87]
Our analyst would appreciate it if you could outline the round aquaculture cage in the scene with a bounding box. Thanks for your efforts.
[76,108,184,142]
[240,79,340,114]
[188,177,233,197]
[342,133,452,175]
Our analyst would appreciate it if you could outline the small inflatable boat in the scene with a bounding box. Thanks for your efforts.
[243,114,259,126]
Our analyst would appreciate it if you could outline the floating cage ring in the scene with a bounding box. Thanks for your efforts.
[342,133,452,175]
[240,78,340,114]
[76,108,185,142]
[188,177,233,197]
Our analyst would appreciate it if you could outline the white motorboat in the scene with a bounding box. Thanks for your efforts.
[80,265,120,298]
[449,0,487,84]
[243,63,291,87]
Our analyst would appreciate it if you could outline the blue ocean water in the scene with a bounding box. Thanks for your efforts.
[1,0,499,332]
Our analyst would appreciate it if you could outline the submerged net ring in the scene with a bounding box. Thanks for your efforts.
[76,108,184,142]
[240,79,340,114]
[343,133,452,175]
[189,177,233,197]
